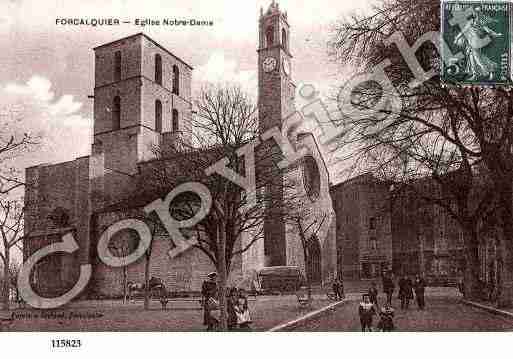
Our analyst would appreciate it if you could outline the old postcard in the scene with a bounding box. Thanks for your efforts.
[1,2,513,354]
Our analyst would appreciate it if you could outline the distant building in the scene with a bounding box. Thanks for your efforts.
[390,180,465,284]
[331,174,392,280]
[331,174,468,284]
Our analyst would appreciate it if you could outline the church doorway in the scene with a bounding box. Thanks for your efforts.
[306,236,322,285]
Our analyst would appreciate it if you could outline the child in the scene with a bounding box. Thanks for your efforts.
[358,294,375,332]
[378,302,395,332]
[234,291,252,331]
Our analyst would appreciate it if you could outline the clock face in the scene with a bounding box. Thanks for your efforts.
[263,57,277,73]
[283,58,291,76]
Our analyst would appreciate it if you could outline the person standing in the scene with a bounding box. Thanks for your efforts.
[333,277,345,300]
[201,272,218,331]
[382,272,395,306]
[358,294,376,332]
[368,282,379,306]
[413,275,426,310]
[398,275,413,310]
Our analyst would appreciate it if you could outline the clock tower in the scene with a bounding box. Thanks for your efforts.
[257,1,295,267]
[258,0,295,134]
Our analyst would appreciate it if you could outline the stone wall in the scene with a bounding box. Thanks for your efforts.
[93,209,243,296]
[24,156,92,296]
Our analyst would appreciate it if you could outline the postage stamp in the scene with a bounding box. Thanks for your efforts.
[441,1,512,85]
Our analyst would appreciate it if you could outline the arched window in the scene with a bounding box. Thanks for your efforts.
[155,100,162,133]
[114,51,121,82]
[266,27,274,47]
[172,109,179,132]
[112,96,121,130]
[155,54,162,85]
[281,29,288,50]
[172,65,180,95]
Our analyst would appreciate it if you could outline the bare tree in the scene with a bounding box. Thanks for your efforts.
[102,207,161,310]
[328,0,513,304]
[140,216,161,311]
[0,109,39,309]
[0,110,39,194]
[111,240,132,304]
[143,84,297,329]
[0,199,24,310]
[8,261,21,303]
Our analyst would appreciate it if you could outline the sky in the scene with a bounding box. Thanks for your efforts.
[0,0,372,184]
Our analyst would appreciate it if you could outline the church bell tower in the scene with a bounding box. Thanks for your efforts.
[257,1,295,267]
[258,0,295,134]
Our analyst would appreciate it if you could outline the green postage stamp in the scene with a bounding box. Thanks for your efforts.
[441,1,512,85]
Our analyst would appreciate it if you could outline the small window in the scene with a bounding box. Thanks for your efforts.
[114,51,121,82]
[155,54,162,85]
[155,100,162,133]
[281,28,287,50]
[172,109,179,132]
[112,96,121,130]
[172,65,180,95]
[370,237,378,251]
[361,263,371,278]
[266,26,274,46]
[369,217,376,230]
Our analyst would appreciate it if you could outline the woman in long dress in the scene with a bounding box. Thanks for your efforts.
[454,13,503,81]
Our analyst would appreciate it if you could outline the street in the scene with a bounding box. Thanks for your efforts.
[292,294,513,331]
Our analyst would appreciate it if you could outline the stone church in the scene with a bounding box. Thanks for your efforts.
[23,2,337,298]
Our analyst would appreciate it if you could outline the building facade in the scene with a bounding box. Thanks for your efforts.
[390,181,465,284]
[331,174,467,284]
[24,2,337,298]
[330,174,393,280]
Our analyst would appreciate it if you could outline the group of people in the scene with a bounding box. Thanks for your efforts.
[398,274,426,310]
[358,273,427,332]
[383,273,426,309]
[358,293,395,332]
[201,272,252,331]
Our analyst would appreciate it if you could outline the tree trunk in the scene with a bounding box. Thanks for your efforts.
[497,182,513,308]
[462,228,481,301]
[144,255,150,310]
[122,267,127,304]
[217,220,228,330]
[2,252,10,311]
[296,220,312,303]
[498,239,513,308]
[303,243,312,302]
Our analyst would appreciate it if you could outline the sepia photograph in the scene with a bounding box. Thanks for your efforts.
[0,0,513,355]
